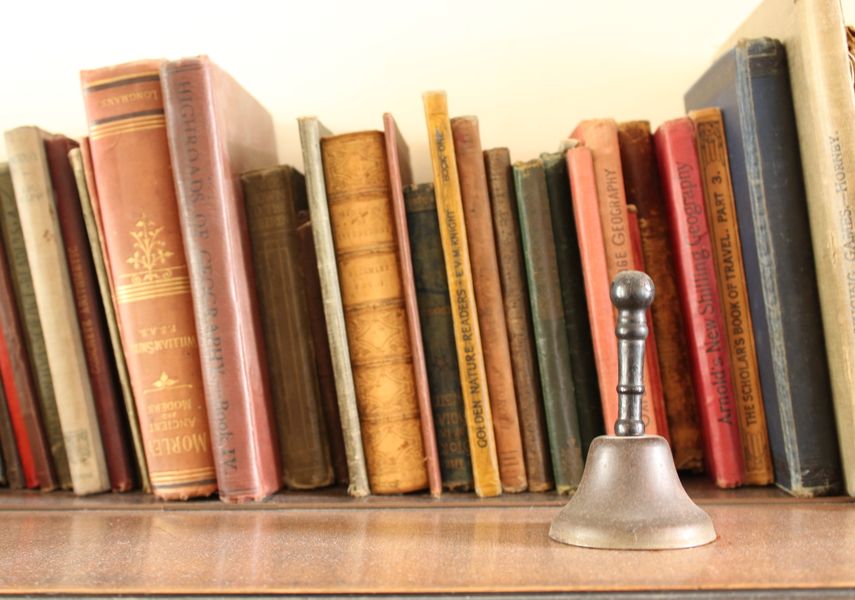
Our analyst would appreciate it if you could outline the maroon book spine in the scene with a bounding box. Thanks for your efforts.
[654,118,744,488]
[44,137,135,492]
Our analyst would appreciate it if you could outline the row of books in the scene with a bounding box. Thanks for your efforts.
[0,0,852,502]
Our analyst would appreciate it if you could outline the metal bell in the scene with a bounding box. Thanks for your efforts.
[548,271,716,550]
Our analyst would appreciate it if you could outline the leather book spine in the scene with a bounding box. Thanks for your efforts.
[685,37,841,495]
[484,148,553,492]
[161,57,281,502]
[405,183,474,491]
[0,221,55,489]
[298,117,370,497]
[72,141,151,492]
[296,216,349,486]
[81,61,216,500]
[320,131,428,495]
[422,92,502,497]
[241,166,333,490]
[570,120,669,438]
[0,164,71,488]
[654,117,745,488]
[383,113,442,497]
[513,158,585,494]
[45,137,135,492]
[690,107,774,485]
[540,151,604,456]
[4,126,108,494]
[0,371,24,488]
[617,121,704,472]
[451,117,526,492]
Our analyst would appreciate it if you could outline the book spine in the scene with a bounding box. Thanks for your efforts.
[295,217,349,486]
[0,164,71,488]
[570,120,669,437]
[0,225,54,489]
[298,117,370,497]
[422,92,502,497]
[513,159,585,494]
[0,371,24,488]
[45,138,135,493]
[4,127,108,494]
[451,117,526,492]
[72,142,151,492]
[654,118,744,488]
[405,183,474,491]
[162,60,281,502]
[540,151,604,456]
[383,113,442,497]
[617,121,704,471]
[81,62,217,500]
[484,148,553,491]
[241,166,333,490]
[690,107,773,485]
[320,131,428,495]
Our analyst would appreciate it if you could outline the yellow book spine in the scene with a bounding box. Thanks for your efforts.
[422,91,501,497]
[691,108,773,485]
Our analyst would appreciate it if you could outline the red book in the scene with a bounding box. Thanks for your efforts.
[44,137,135,492]
[161,56,281,502]
[0,223,55,489]
[654,118,744,488]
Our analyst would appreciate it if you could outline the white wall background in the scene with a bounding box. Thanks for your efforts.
[1,0,852,182]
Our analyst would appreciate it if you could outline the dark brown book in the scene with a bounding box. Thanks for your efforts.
[296,215,348,486]
[44,137,135,492]
[162,57,281,502]
[241,166,334,490]
[617,121,704,471]
[0,381,23,488]
[451,117,527,493]
[483,147,553,492]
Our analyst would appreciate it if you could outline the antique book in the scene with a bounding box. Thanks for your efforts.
[451,116,526,492]
[71,142,151,492]
[513,158,584,494]
[0,375,24,488]
[296,216,349,486]
[688,108,774,486]
[320,130,428,495]
[383,114,442,497]
[570,119,669,437]
[0,214,55,490]
[298,116,370,497]
[422,92,502,497]
[240,165,333,490]
[686,38,842,495]
[718,0,853,494]
[405,183,474,491]
[162,56,281,502]
[483,148,553,492]
[0,164,71,488]
[80,60,217,500]
[617,121,704,472]
[654,118,744,488]
[4,126,108,495]
[540,150,603,456]
[44,136,135,493]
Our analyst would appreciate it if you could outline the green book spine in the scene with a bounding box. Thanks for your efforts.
[404,183,473,490]
[540,151,603,456]
[0,164,71,489]
[513,159,584,494]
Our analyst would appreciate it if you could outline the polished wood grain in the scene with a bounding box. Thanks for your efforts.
[0,490,853,595]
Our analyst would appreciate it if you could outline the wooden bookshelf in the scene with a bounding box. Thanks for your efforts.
[0,479,852,597]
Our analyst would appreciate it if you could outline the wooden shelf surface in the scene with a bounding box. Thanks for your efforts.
[0,482,852,596]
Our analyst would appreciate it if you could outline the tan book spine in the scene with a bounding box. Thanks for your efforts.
[451,117,526,492]
[4,126,109,495]
[423,91,502,497]
[320,131,428,495]
[690,108,773,485]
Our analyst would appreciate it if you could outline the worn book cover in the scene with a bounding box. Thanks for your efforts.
[0,370,24,488]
